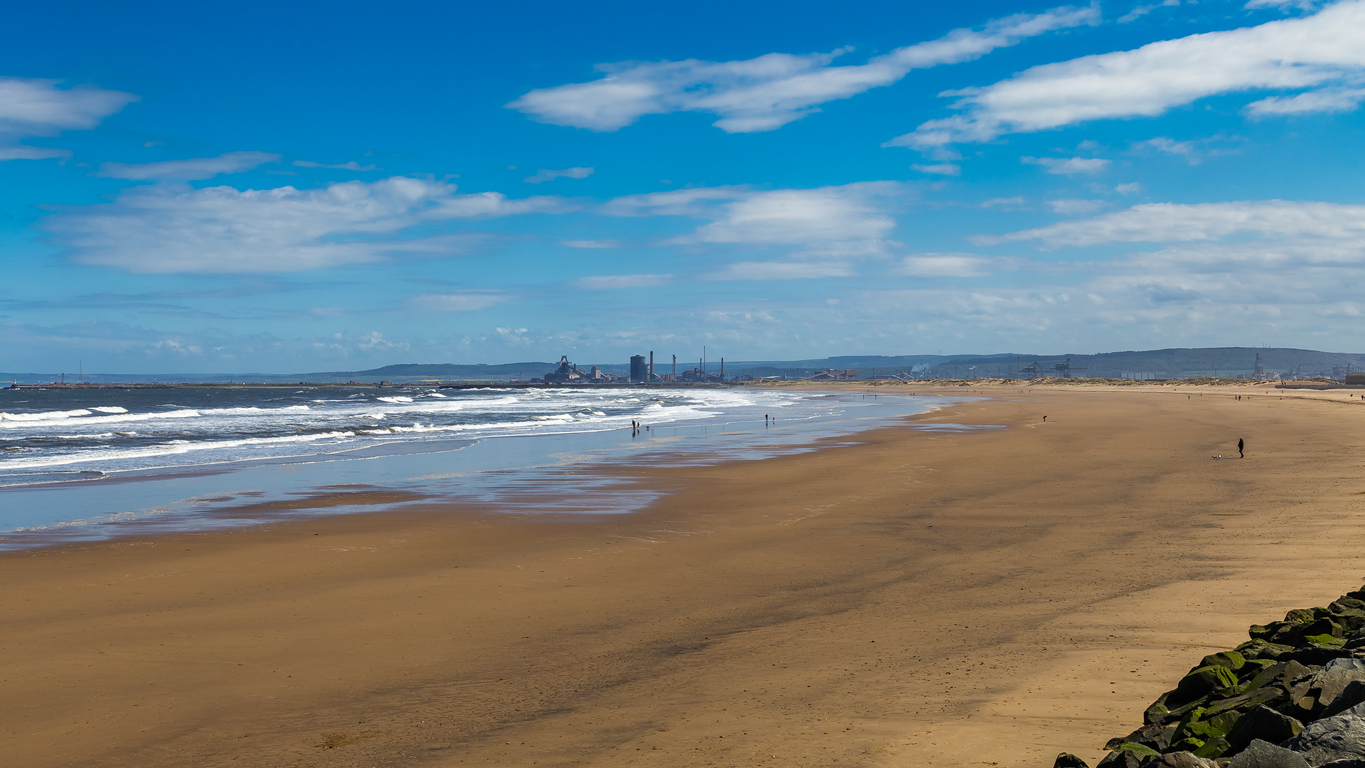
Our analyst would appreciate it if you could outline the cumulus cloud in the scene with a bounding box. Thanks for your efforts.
[601,182,906,261]
[1022,156,1110,175]
[646,182,906,262]
[893,253,992,277]
[98,151,280,181]
[408,293,503,311]
[0,77,136,160]
[524,166,594,184]
[974,200,1365,248]
[292,159,381,171]
[889,1,1365,150]
[508,5,1098,133]
[571,274,672,289]
[44,177,563,273]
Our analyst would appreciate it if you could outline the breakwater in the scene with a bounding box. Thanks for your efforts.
[1057,587,1365,768]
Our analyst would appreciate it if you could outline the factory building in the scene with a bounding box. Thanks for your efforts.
[542,356,621,383]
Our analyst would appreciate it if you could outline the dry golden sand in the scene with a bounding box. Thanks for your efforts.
[3,385,1365,768]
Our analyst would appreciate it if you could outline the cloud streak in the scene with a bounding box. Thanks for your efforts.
[974,200,1365,249]
[45,177,563,273]
[524,166,594,184]
[891,0,1365,150]
[292,159,381,171]
[98,151,280,180]
[409,293,504,312]
[709,261,856,280]
[508,4,1098,133]
[0,77,136,160]
[1022,156,1110,175]
[571,274,672,289]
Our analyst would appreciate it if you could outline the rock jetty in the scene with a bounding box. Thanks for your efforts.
[1056,587,1365,768]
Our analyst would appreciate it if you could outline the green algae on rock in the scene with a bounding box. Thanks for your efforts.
[1059,587,1365,768]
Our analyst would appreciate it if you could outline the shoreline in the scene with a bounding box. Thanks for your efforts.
[3,387,1365,767]
[0,389,945,550]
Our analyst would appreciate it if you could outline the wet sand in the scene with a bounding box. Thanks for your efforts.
[3,385,1365,767]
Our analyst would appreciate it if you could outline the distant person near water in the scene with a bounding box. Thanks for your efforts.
[1238,438,1244,458]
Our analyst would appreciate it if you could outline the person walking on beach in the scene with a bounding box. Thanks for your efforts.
[1238,438,1244,458]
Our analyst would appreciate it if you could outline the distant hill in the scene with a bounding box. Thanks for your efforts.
[917,347,1365,380]
[4,347,1361,385]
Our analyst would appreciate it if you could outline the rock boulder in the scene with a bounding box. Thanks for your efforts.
[1285,714,1365,766]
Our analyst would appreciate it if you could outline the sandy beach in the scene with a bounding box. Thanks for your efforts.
[4,384,1365,768]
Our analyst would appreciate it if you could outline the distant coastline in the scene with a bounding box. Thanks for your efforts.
[6,345,1364,387]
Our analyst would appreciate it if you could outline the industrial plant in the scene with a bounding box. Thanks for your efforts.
[533,351,729,385]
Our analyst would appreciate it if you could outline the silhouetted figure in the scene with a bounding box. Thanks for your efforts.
[1042,415,1047,422]
[1238,438,1244,458]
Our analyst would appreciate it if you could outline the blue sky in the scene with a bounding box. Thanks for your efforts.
[3,0,1365,373]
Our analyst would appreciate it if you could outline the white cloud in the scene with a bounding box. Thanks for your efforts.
[293,159,381,171]
[668,182,904,258]
[508,5,1098,133]
[600,186,749,217]
[0,145,70,160]
[981,195,1027,209]
[1134,137,1195,156]
[1115,182,1143,194]
[1119,0,1180,23]
[975,200,1365,247]
[0,77,136,160]
[912,163,962,175]
[1047,198,1108,214]
[889,1,1365,150]
[708,261,855,280]
[1022,156,1111,175]
[894,253,992,277]
[45,177,563,273]
[98,151,280,181]
[408,293,503,312]
[571,274,672,289]
[1246,87,1365,114]
[352,331,410,353]
[601,182,907,261]
[1246,0,1324,10]
[524,166,594,184]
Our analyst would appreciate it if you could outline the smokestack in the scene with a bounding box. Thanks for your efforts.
[649,351,653,382]
[721,358,723,381]
[673,355,676,377]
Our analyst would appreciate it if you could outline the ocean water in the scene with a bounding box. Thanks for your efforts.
[0,385,955,548]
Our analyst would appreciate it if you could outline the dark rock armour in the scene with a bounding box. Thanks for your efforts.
[1056,587,1365,768]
